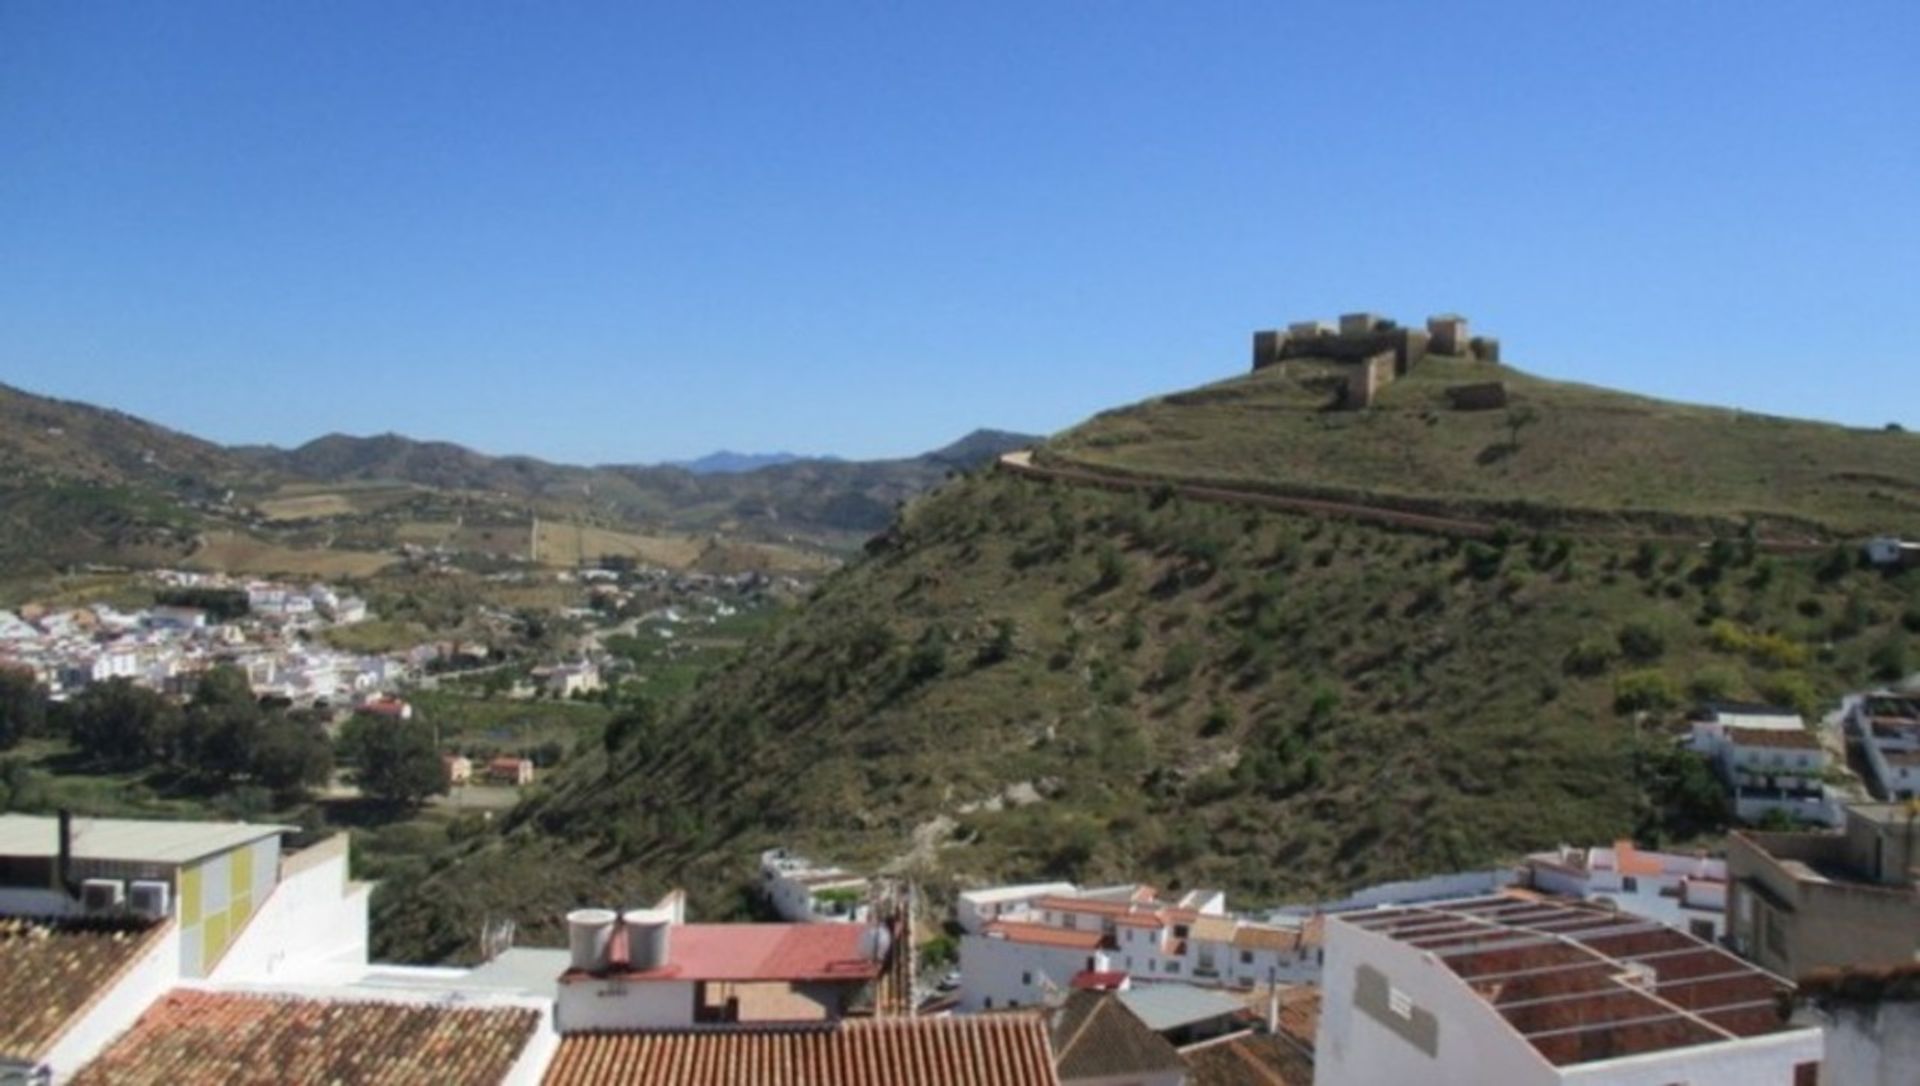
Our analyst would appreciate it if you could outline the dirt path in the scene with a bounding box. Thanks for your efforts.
[997,450,1835,555]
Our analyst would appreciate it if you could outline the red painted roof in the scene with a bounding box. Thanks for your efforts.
[564,923,882,984]
[1071,970,1129,990]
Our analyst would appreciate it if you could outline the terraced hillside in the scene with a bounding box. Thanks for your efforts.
[373,460,1920,962]
[1044,357,1920,539]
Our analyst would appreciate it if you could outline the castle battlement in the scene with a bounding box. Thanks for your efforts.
[1250,312,1502,410]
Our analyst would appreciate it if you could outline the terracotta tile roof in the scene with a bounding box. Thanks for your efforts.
[1182,1032,1315,1086]
[983,920,1106,950]
[567,923,882,984]
[1611,841,1664,878]
[1725,726,1823,750]
[1189,915,1239,943]
[542,1016,1060,1085]
[1048,990,1185,1082]
[1231,924,1302,953]
[70,990,540,1086]
[0,917,164,1063]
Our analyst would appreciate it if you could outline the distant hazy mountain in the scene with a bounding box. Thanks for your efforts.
[0,379,1041,569]
[667,451,823,475]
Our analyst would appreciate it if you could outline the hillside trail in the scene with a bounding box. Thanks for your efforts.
[996,450,1834,556]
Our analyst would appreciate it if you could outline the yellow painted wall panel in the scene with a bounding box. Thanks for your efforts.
[203,911,228,973]
[230,845,252,899]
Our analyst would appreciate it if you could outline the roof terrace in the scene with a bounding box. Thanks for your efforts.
[1342,895,1798,1068]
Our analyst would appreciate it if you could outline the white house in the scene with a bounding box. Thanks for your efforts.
[959,920,1115,1012]
[1845,690,1920,800]
[0,815,373,1082]
[1523,840,1727,940]
[1690,706,1840,826]
[956,881,1078,934]
[553,892,895,1032]
[1314,894,1823,1086]
[1864,536,1920,569]
[758,848,871,924]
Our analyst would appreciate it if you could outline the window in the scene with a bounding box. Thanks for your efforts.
[1022,971,1033,986]
[984,997,993,1009]
[1388,986,1414,1019]
[1166,961,1180,974]
[1240,950,1254,965]
[1793,1061,1820,1086]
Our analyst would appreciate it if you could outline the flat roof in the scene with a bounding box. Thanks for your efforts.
[1340,895,1803,1068]
[565,923,882,984]
[0,814,292,866]
[1117,983,1246,1032]
[1846,803,1920,828]
[960,882,1078,904]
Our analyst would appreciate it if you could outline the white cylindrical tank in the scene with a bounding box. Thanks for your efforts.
[567,909,617,973]
[622,906,674,971]
[860,924,892,963]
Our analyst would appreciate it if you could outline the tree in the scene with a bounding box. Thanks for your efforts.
[353,723,448,809]
[65,680,180,768]
[179,666,267,783]
[249,713,333,799]
[602,697,660,755]
[1505,405,1540,449]
[0,670,48,751]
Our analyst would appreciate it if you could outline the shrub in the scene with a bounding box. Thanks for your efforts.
[1759,672,1820,721]
[1617,622,1666,663]
[1614,670,1681,714]
[1870,636,1911,682]
[1564,637,1617,677]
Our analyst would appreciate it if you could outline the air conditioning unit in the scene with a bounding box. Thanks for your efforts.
[80,878,126,914]
[128,880,172,920]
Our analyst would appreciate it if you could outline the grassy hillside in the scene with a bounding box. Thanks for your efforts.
[1045,358,1920,538]
[372,464,1920,962]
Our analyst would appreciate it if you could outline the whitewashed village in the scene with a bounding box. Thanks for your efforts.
[4,583,1918,1086]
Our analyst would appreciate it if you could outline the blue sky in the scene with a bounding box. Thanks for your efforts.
[2,2,1915,463]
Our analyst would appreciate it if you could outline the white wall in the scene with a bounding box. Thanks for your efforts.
[209,846,369,985]
[1316,918,1823,1086]
[554,978,695,1032]
[1556,1029,1821,1086]
[40,923,181,1082]
[1813,999,1920,1086]
[956,883,1076,934]
[958,934,1108,1012]
[1315,921,1557,1086]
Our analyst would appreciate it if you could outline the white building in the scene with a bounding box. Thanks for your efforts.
[553,892,896,1032]
[1795,962,1920,1086]
[1523,840,1727,940]
[1864,536,1920,568]
[956,881,1077,934]
[958,885,1315,1011]
[1690,705,1841,826]
[959,920,1115,1012]
[0,815,374,1082]
[1845,690,1920,800]
[758,848,872,924]
[1314,894,1823,1085]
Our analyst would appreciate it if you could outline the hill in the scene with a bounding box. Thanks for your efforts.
[1044,357,1920,539]
[0,380,1035,576]
[370,366,1920,963]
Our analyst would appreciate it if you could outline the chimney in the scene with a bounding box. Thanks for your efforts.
[56,809,78,897]
[1266,967,1280,1033]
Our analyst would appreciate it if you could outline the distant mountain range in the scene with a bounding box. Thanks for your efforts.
[0,380,1038,574]
[666,451,822,474]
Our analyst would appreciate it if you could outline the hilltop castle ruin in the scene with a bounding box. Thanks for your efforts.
[1251,312,1501,409]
